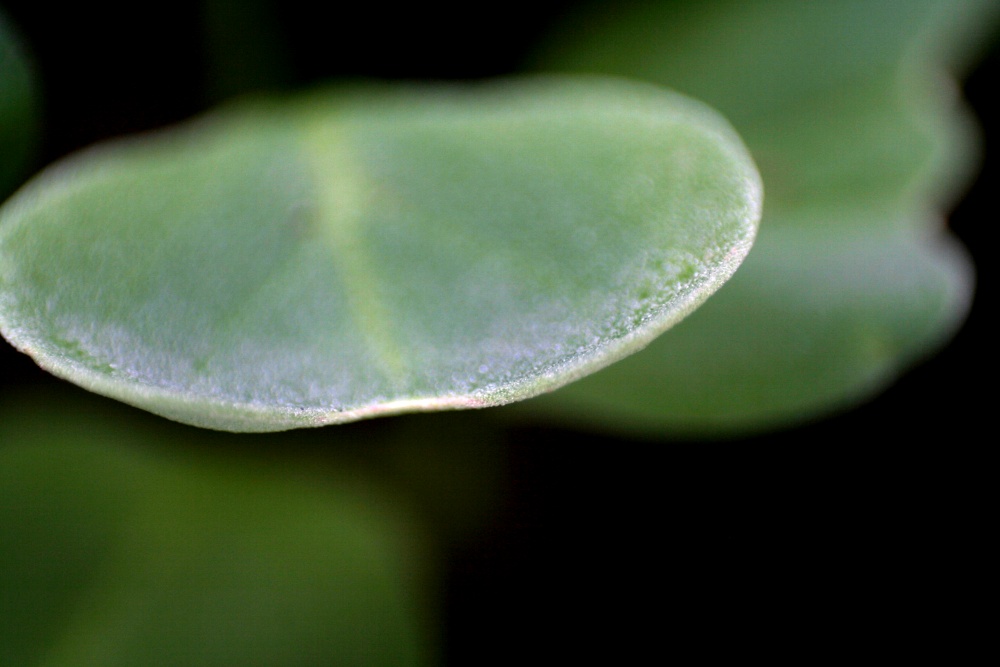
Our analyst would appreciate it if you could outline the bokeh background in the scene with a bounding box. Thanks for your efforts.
[2,1,995,661]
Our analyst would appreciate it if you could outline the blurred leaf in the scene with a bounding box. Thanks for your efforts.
[0,77,761,432]
[0,387,434,666]
[0,9,39,199]
[525,0,992,435]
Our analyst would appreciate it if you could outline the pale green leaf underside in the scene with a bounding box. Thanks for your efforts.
[525,0,990,434]
[0,77,761,431]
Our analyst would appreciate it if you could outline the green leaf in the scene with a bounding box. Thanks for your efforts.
[0,10,39,199]
[0,77,761,432]
[525,0,991,435]
[525,221,972,433]
[0,387,435,666]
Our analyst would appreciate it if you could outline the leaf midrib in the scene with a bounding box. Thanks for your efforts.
[295,118,409,389]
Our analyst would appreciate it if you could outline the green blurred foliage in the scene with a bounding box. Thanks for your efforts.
[1,387,438,666]
[1,0,995,664]
[0,9,37,198]
[522,0,994,434]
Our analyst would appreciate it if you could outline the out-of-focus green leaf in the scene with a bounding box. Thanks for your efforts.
[0,388,434,666]
[0,77,761,432]
[527,222,972,433]
[0,10,38,199]
[526,0,991,435]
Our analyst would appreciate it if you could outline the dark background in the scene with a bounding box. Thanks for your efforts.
[2,1,994,659]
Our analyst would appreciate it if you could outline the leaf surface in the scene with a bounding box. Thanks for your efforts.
[0,77,761,431]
